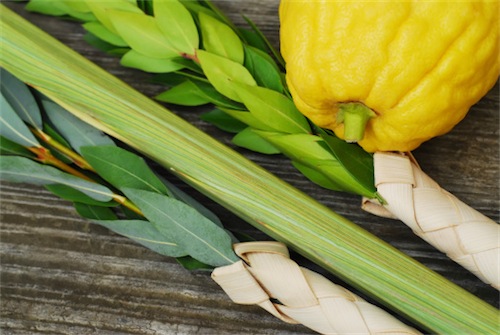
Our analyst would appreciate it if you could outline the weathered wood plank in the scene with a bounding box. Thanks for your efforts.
[1,1,498,334]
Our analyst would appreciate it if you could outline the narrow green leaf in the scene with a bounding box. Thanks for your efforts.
[199,12,244,64]
[292,160,344,191]
[92,217,187,258]
[238,28,268,52]
[176,256,213,270]
[235,84,310,134]
[1,68,42,129]
[25,0,68,16]
[219,107,273,131]
[154,0,199,55]
[42,100,115,154]
[243,45,284,92]
[83,32,130,56]
[86,0,143,35]
[155,80,212,106]
[0,136,36,158]
[160,176,223,227]
[74,202,118,220]
[171,58,203,74]
[41,122,73,164]
[46,184,118,207]
[120,50,185,73]
[0,93,39,148]
[189,81,245,109]
[197,50,256,102]
[232,128,280,154]
[123,188,238,266]
[107,9,179,59]
[80,145,170,195]
[0,156,113,202]
[200,109,247,133]
[82,21,128,47]
[319,130,377,196]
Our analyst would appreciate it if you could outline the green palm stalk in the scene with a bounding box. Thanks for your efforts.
[0,5,498,334]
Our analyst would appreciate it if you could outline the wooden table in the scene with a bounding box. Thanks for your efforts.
[1,1,498,334]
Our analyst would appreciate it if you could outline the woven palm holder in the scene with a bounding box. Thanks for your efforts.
[371,152,500,289]
[212,241,420,335]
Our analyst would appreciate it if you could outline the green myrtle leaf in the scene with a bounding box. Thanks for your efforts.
[0,136,36,158]
[120,50,185,73]
[42,100,115,154]
[238,28,268,52]
[83,32,130,56]
[107,9,178,58]
[181,1,216,21]
[123,188,238,267]
[234,84,310,134]
[155,80,212,106]
[46,184,118,207]
[254,132,332,162]
[319,130,377,196]
[218,107,273,131]
[315,160,376,197]
[86,0,143,35]
[242,15,285,68]
[200,109,247,133]
[244,45,284,92]
[151,72,207,86]
[232,128,280,154]
[1,68,42,129]
[292,160,344,191]
[154,0,199,55]
[80,145,170,195]
[0,156,113,202]
[199,12,244,64]
[90,217,187,258]
[83,21,128,47]
[197,50,256,102]
[25,0,69,16]
[171,58,203,74]
[189,81,245,109]
[61,0,92,14]
[0,93,39,148]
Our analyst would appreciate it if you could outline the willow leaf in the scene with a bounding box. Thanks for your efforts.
[199,12,244,64]
[81,145,170,195]
[197,50,256,102]
[121,50,185,73]
[243,45,284,92]
[43,100,115,154]
[46,184,118,207]
[154,0,199,55]
[0,156,113,202]
[200,109,247,133]
[0,136,36,158]
[232,127,280,154]
[1,68,42,129]
[0,93,39,148]
[123,188,238,267]
[92,217,187,258]
[83,21,128,47]
[235,84,310,134]
[74,202,117,220]
[107,9,178,59]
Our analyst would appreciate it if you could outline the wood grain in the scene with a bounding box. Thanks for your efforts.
[1,1,498,334]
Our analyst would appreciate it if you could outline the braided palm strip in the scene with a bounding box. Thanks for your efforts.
[373,152,500,289]
[212,241,420,335]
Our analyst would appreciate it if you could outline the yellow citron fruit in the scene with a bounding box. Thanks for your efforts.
[279,0,499,152]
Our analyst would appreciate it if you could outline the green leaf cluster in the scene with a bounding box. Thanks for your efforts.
[0,68,238,268]
[24,0,380,200]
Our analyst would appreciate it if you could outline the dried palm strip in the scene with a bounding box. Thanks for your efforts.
[372,152,500,289]
[0,6,497,334]
[213,242,421,335]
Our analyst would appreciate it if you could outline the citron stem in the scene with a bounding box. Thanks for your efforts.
[338,103,375,142]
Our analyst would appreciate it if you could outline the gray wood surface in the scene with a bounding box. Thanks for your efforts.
[1,1,498,334]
